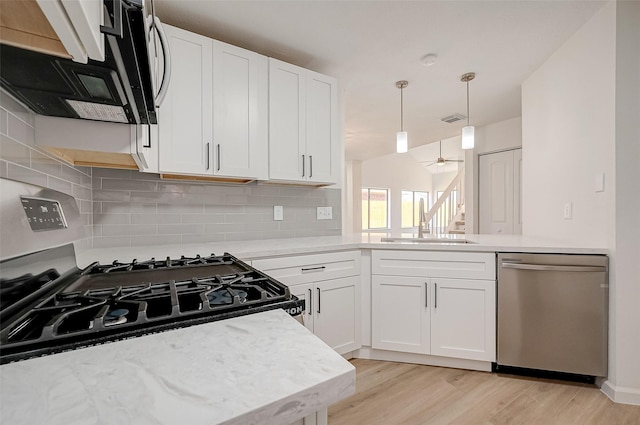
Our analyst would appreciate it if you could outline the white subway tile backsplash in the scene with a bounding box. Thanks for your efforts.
[180,213,225,224]
[31,150,63,177]
[94,213,131,225]
[157,223,203,235]
[0,135,30,166]
[0,109,7,135]
[7,162,48,186]
[47,176,73,195]
[102,224,156,236]
[131,213,180,225]
[101,178,158,192]
[7,113,35,146]
[0,92,34,126]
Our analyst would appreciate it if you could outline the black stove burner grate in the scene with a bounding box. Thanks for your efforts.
[0,253,304,364]
[86,254,234,274]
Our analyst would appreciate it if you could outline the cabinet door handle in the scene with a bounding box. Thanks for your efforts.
[434,282,438,309]
[216,144,221,171]
[301,266,326,273]
[309,155,313,178]
[308,288,312,316]
[317,287,321,314]
[143,126,151,148]
[302,154,305,177]
[206,143,210,170]
[425,282,428,307]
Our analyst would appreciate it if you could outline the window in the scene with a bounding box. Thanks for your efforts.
[362,188,389,229]
[401,191,429,228]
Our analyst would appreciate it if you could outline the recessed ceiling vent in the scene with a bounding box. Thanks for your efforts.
[441,113,466,124]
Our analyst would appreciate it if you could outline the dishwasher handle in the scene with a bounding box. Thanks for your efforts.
[501,262,606,272]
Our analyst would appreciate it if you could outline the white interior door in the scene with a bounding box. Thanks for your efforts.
[479,149,522,234]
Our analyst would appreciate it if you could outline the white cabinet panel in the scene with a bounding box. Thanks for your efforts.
[315,276,361,354]
[269,59,306,181]
[268,58,339,186]
[212,41,268,179]
[252,251,361,355]
[159,25,212,175]
[305,71,336,183]
[158,25,267,181]
[430,278,496,361]
[371,276,430,354]
[371,250,495,280]
[371,250,496,362]
[253,251,360,285]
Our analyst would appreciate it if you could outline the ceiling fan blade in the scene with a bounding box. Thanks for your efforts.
[445,159,465,163]
[421,161,437,167]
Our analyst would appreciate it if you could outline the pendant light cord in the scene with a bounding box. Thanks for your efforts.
[466,80,470,126]
[400,86,404,131]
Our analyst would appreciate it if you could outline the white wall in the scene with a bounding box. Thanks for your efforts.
[522,0,639,404]
[610,0,640,405]
[522,4,615,245]
[361,152,433,234]
[465,116,522,233]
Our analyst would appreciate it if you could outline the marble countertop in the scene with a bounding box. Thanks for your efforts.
[76,233,607,267]
[0,309,355,425]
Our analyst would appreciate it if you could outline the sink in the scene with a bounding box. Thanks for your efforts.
[380,237,476,244]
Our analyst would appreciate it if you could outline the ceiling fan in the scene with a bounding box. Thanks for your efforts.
[421,140,464,168]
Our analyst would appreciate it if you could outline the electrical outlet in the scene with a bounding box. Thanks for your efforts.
[316,206,332,220]
[274,206,284,221]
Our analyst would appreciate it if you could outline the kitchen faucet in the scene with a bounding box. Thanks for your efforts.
[418,198,427,238]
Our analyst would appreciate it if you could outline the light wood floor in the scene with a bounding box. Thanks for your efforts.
[328,359,640,425]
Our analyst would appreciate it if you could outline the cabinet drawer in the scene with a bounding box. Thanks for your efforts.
[252,251,361,285]
[372,250,495,280]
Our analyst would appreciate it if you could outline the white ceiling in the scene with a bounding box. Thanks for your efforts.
[154,0,606,161]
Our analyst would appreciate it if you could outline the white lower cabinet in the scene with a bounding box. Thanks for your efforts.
[430,278,495,361]
[252,251,361,355]
[371,275,430,354]
[371,250,496,362]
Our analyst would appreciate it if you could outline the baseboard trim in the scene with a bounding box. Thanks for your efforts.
[601,380,640,405]
[353,347,492,372]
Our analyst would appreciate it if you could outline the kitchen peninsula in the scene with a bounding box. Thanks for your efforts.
[0,309,355,425]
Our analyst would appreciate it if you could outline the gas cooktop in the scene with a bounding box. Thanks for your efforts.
[0,248,303,364]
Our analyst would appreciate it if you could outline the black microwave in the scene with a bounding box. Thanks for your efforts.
[0,0,169,125]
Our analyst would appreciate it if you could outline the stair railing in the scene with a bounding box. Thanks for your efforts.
[423,168,465,235]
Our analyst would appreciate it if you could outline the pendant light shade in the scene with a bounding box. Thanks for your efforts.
[461,126,475,149]
[460,72,476,150]
[396,131,408,153]
[396,80,408,153]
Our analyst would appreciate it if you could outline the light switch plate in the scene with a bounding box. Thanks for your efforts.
[274,205,284,221]
[316,206,332,220]
[563,202,572,220]
[595,172,605,192]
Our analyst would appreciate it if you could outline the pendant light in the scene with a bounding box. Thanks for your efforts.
[396,80,408,153]
[460,72,475,150]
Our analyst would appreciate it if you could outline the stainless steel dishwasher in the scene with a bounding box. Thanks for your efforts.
[496,253,608,378]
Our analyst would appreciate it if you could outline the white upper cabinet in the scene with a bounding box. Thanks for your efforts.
[158,25,268,181]
[269,59,340,186]
[159,25,213,175]
[212,41,268,179]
